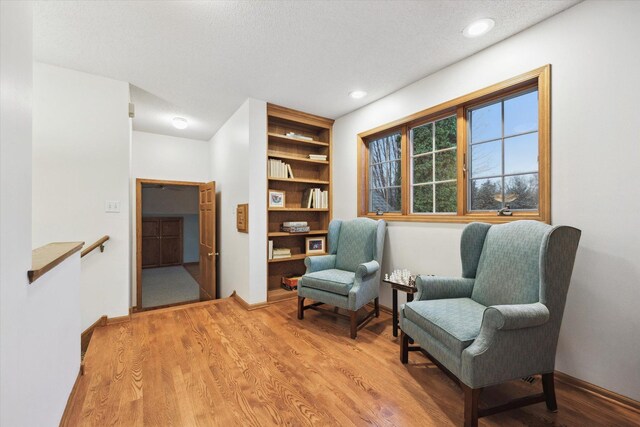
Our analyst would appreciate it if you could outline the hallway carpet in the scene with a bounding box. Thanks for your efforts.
[141,266,199,308]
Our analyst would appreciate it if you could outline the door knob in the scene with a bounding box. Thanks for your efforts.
[208,252,219,257]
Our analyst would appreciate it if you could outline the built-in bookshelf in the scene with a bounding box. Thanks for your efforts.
[266,104,333,302]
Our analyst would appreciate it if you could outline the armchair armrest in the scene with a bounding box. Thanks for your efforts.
[355,260,379,279]
[415,276,475,301]
[482,302,550,331]
[304,254,336,273]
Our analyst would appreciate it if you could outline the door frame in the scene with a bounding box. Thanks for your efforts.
[135,178,206,311]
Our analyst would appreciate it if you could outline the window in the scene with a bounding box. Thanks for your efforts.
[368,131,402,213]
[357,65,550,223]
[469,89,539,211]
[411,115,457,214]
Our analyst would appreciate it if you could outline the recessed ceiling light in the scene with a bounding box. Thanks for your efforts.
[172,117,188,129]
[463,18,495,38]
[349,90,367,99]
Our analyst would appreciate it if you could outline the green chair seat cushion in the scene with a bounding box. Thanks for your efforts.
[403,298,486,355]
[300,269,355,296]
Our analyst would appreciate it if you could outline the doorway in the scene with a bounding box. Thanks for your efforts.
[135,178,217,311]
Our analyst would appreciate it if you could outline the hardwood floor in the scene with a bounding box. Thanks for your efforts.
[63,298,640,426]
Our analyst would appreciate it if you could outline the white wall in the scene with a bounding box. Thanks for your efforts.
[210,98,267,304]
[32,63,132,330]
[132,130,210,183]
[1,4,81,426]
[333,1,640,400]
[131,130,211,303]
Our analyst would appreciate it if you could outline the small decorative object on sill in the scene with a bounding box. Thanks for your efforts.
[236,203,248,233]
[281,275,301,291]
[497,205,513,216]
[376,209,384,216]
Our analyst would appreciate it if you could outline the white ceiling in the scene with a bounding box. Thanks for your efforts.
[34,0,579,141]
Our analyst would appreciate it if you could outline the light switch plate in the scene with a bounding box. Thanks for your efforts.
[105,200,121,213]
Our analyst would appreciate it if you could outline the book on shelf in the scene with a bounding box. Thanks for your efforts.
[301,187,328,209]
[281,225,310,233]
[285,132,313,141]
[268,240,273,260]
[272,248,291,259]
[283,221,307,227]
[308,154,327,161]
[268,159,294,179]
[281,275,301,291]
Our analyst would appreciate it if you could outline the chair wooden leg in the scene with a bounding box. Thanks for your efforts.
[542,372,558,412]
[297,296,305,320]
[400,330,409,364]
[374,297,380,317]
[350,311,357,339]
[463,383,481,427]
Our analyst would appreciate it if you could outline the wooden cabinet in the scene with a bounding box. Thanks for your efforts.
[142,217,183,268]
[266,104,334,302]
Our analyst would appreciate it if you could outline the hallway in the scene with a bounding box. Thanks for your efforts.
[141,266,200,308]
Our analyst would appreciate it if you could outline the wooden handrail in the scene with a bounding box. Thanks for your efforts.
[81,235,110,258]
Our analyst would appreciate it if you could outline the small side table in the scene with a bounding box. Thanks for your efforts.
[383,279,418,337]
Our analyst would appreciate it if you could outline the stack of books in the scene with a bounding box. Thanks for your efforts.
[302,188,329,209]
[281,221,309,233]
[268,159,294,179]
[285,132,313,141]
[308,154,327,161]
[272,248,291,260]
[281,275,302,291]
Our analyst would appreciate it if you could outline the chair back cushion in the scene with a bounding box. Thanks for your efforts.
[334,218,377,272]
[471,221,550,306]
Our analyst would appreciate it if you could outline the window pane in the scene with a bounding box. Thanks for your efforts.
[505,174,538,210]
[369,139,385,164]
[387,133,402,161]
[370,160,401,189]
[370,187,401,212]
[413,155,432,184]
[435,181,457,213]
[470,178,502,211]
[470,102,501,143]
[471,140,501,178]
[412,123,433,155]
[435,150,456,181]
[504,90,538,136]
[505,132,538,175]
[435,116,457,150]
[412,184,433,213]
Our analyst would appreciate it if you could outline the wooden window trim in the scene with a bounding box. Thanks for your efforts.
[357,65,551,224]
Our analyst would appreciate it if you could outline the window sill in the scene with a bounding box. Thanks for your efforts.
[360,212,549,224]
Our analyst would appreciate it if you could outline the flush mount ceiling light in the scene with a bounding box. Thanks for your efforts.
[463,18,495,38]
[172,117,188,129]
[349,90,367,99]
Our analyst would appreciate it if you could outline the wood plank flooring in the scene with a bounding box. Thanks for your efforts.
[63,298,640,426]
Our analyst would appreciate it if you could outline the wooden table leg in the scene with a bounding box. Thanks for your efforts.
[392,288,398,337]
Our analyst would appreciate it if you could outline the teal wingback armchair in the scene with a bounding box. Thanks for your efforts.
[298,218,386,339]
[399,220,581,427]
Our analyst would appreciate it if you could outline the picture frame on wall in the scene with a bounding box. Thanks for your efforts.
[305,236,326,255]
[268,189,285,208]
[236,203,248,233]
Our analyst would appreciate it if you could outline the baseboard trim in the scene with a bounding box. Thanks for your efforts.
[555,370,640,414]
[81,315,107,354]
[232,291,269,311]
[59,368,82,426]
[366,301,393,315]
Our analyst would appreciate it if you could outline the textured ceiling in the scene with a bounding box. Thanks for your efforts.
[34,0,579,141]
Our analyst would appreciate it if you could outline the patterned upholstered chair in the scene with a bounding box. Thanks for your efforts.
[297,218,386,339]
[399,220,581,427]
